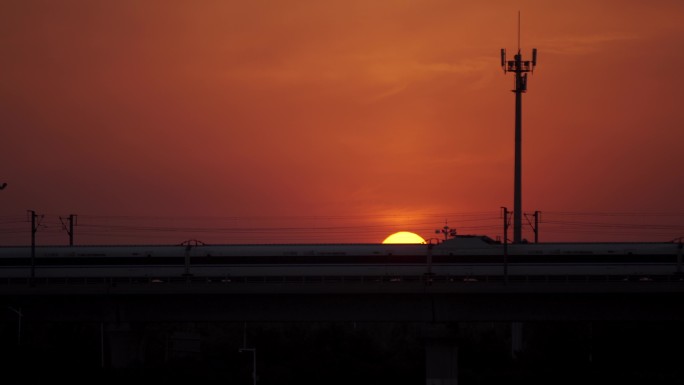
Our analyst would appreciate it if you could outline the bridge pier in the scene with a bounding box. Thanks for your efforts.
[424,324,458,385]
[104,322,145,368]
[511,322,523,358]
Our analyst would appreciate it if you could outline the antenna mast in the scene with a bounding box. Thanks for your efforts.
[500,13,538,244]
[518,11,521,51]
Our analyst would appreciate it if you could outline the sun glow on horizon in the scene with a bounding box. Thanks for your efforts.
[382,231,426,244]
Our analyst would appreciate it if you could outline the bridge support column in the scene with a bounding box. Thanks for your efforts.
[424,324,458,385]
[511,322,524,358]
[104,323,143,368]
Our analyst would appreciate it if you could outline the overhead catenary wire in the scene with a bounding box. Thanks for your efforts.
[0,211,681,246]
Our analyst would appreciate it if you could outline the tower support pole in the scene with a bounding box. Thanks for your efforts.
[501,18,537,243]
[514,63,523,243]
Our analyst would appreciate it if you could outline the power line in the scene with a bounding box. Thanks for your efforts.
[0,210,681,245]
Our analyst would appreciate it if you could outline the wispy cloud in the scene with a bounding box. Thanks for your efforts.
[539,33,639,55]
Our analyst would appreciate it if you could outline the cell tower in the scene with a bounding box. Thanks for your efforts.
[501,13,537,243]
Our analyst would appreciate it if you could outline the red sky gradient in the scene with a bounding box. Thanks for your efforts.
[1,1,683,245]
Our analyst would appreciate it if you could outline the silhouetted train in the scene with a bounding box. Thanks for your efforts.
[0,235,682,281]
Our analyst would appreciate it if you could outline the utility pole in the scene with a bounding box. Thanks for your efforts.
[28,210,43,283]
[524,211,541,243]
[435,221,457,242]
[239,322,257,385]
[181,239,205,278]
[424,238,440,285]
[677,238,683,275]
[501,12,538,244]
[501,207,511,285]
[60,214,77,246]
[7,306,22,346]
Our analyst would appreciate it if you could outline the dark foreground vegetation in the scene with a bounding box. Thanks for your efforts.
[1,320,683,384]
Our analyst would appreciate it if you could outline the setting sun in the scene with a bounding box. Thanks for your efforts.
[382,231,426,244]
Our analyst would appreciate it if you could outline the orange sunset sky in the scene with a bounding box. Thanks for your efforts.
[1,0,683,245]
